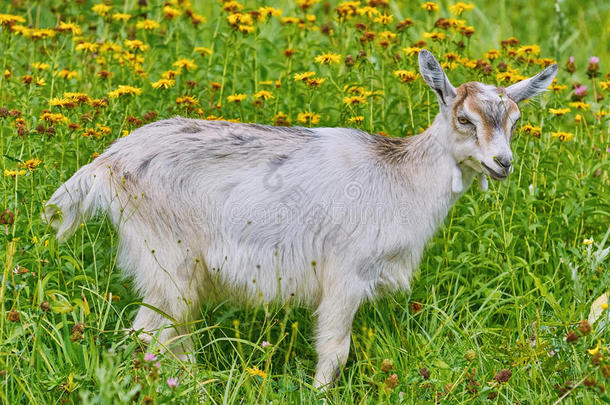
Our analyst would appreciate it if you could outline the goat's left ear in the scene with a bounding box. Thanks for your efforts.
[506,64,558,103]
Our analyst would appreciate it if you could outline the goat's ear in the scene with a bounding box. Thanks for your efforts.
[506,64,558,103]
[418,49,456,108]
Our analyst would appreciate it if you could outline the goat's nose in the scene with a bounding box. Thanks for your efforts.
[495,156,512,172]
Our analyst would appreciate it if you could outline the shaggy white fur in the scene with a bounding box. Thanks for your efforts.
[44,50,557,388]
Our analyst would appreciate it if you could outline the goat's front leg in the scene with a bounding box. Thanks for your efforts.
[313,289,362,388]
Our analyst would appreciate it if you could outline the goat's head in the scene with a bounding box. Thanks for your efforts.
[418,49,557,180]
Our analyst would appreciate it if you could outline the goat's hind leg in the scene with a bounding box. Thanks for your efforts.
[123,238,203,361]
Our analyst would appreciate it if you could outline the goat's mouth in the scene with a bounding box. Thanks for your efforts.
[481,162,508,181]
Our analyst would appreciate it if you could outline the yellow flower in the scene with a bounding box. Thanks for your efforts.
[75,42,99,53]
[357,6,380,18]
[600,81,610,91]
[343,95,367,105]
[227,94,247,103]
[548,107,570,116]
[57,69,79,79]
[176,96,199,106]
[36,77,46,86]
[173,59,197,71]
[378,31,397,41]
[393,70,419,83]
[496,71,526,83]
[92,3,111,17]
[194,47,213,56]
[423,32,446,41]
[583,238,594,245]
[516,44,541,56]
[20,158,41,171]
[420,2,440,12]
[112,13,131,22]
[108,85,142,98]
[520,124,541,137]
[297,112,320,125]
[223,1,244,12]
[306,77,325,87]
[41,112,68,124]
[151,78,175,89]
[32,62,50,71]
[403,47,422,56]
[246,365,268,379]
[125,40,149,52]
[238,24,255,34]
[4,169,27,178]
[548,83,568,92]
[254,90,274,100]
[551,131,574,142]
[373,13,394,24]
[348,116,364,124]
[294,72,316,82]
[568,102,590,110]
[314,52,341,64]
[57,21,82,35]
[163,6,182,19]
[449,2,474,15]
[136,19,160,30]
[587,342,600,356]
[485,49,500,60]
[296,0,319,10]
[0,14,26,26]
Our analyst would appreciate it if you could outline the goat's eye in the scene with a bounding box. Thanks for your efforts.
[457,117,471,125]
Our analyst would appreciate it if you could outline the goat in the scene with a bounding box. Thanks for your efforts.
[44,50,557,388]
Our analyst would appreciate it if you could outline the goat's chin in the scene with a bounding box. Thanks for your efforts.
[481,162,508,181]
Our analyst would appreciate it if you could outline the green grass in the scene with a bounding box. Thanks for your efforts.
[0,0,609,403]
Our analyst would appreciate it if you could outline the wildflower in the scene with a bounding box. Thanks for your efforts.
[315,52,341,65]
[393,70,418,83]
[92,4,111,17]
[151,78,175,89]
[227,94,247,103]
[21,158,41,171]
[36,77,46,86]
[167,377,179,389]
[275,112,291,126]
[296,0,319,11]
[485,49,500,60]
[125,40,149,52]
[7,309,20,322]
[262,341,270,348]
[194,47,213,56]
[4,169,27,178]
[32,62,50,71]
[163,6,182,19]
[306,77,325,87]
[4,69,10,79]
[588,341,600,356]
[56,21,82,35]
[136,19,160,30]
[75,42,98,53]
[373,13,393,24]
[599,81,610,91]
[41,112,68,124]
[449,2,474,15]
[549,83,568,92]
[423,32,446,41]
[297,112,320,125]
[238,25,255,34]
[574,114,582,123]
[521,124,541,137]
[108,85,142,98]
[548,107,570,116]
[458,25,475,37]
[144,353,157,362]
[294,72,316,83]
[246,366,268,378]
[343,95,367,105]
[500,37,520,48]
[516,44,541,56]
[357,6,380,19]
[403,47,422,56]
[348,116,364,125]
[421,2,440,12]
[396,18,414,31]
[583,238,594,246]
[254,90,274,101]
[176,96,199,106]
[420,368,431,379]
[493,369,512,384]
[112,13,131,22]
[0,14,26,26]
[57,69,79,79]
[568,101,590,110]
[173,59,197,71]
[551,131,574,142]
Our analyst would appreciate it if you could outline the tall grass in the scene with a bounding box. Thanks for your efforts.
[0,0,608,403]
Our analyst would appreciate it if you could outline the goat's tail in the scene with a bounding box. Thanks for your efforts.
[43,163,109,241]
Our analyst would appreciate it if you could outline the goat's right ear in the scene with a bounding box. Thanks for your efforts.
[418,49,456,109]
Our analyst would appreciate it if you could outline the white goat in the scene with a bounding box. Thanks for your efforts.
[44,50,557,387]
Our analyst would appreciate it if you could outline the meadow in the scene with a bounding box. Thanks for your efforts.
[0,0,609,403]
